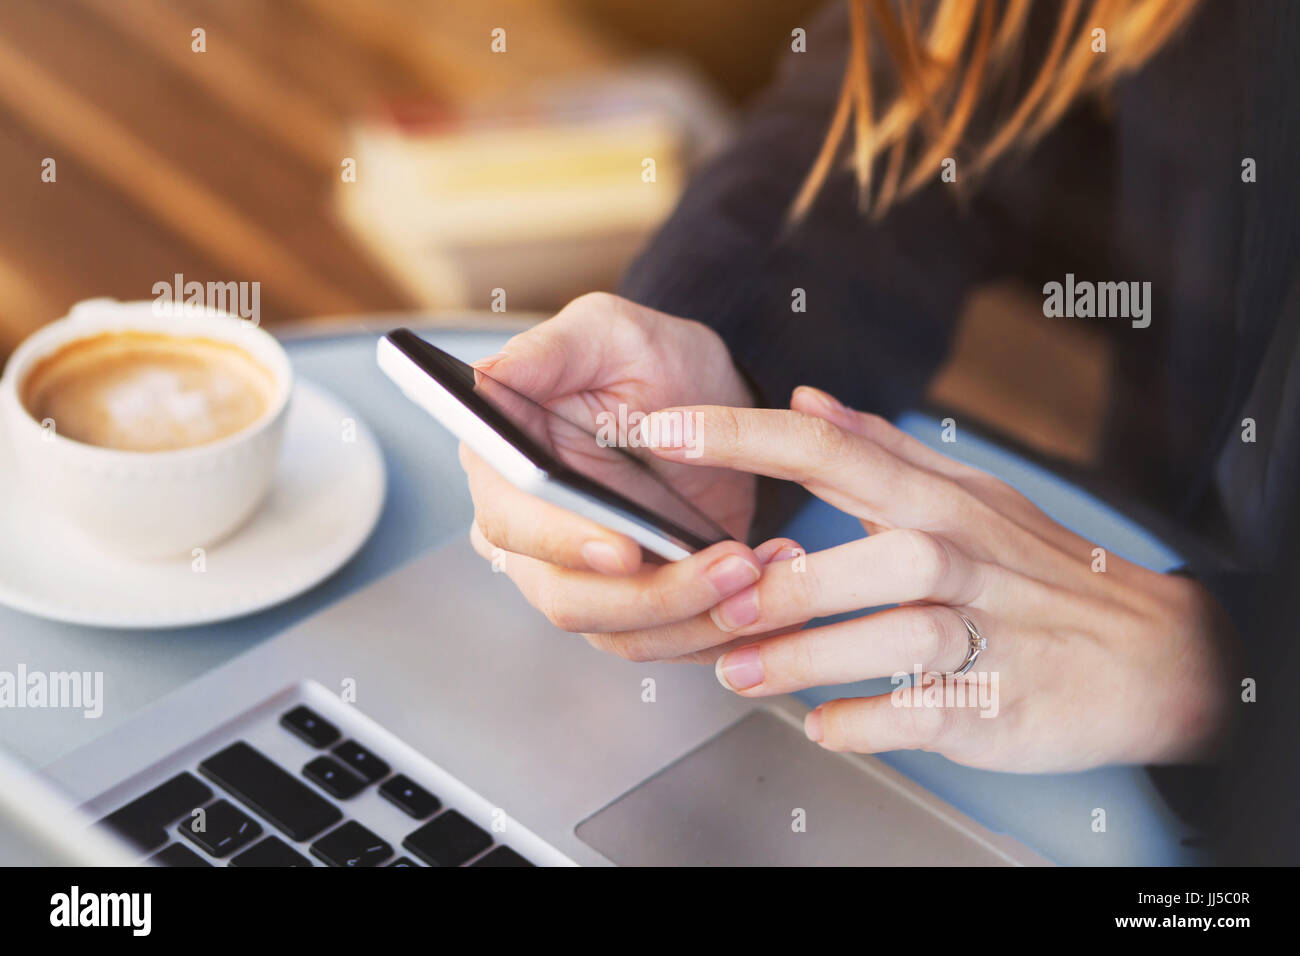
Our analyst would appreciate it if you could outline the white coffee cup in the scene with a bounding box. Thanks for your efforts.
[0,299,293,558]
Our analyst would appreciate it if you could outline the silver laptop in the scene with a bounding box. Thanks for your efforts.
[4,533,1047,867]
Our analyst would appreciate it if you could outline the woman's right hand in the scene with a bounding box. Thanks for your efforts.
[461,293,792,661]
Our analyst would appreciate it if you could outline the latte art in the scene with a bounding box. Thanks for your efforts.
[20,331,275,452]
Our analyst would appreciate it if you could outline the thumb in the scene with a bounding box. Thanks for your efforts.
[469,295,627,403]
[468,329,580,403]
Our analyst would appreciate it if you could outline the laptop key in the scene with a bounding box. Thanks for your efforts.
[230,836,313,867]
[98,772,213,852]
[311,821,393,867]
[403,810,492,867]
[331,740,390,783]
[149,843,212,867]
[472,846,534,867]
[379,774,440,819]
[179,799,262,858]
[303,756,366,799]
[199,741,342,841]
[388,857,420,867]
[280,705,341,748]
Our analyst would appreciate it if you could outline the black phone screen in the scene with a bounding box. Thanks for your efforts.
[385,329,732,552]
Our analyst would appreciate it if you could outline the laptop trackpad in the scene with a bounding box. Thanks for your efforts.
[575,708,1008,865]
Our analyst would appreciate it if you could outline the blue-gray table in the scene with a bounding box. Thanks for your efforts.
[0,319,1205,865]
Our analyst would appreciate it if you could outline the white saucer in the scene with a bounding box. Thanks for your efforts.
[0,378,386,629]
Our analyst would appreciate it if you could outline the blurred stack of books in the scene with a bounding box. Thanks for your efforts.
[336,64,731,314]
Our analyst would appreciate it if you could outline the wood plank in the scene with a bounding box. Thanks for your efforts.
[0,253,61,349]
[171,0,435,115]
[0,26,365,319]
[0,0,403,294]
[295,0,613,102]
[0,114,290,350]
[76,0,344,169]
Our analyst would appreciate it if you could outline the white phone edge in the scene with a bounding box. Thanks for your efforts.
[376,336,695,562]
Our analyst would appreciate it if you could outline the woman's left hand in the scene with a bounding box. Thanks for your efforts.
[637,386,1235,773]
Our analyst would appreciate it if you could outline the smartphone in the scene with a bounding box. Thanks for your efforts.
[376,329,732,561]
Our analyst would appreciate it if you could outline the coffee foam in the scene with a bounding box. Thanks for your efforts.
[20,331,276,452]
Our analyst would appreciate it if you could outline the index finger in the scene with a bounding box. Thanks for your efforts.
[640,406,951,530]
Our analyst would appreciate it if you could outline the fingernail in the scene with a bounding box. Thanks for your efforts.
[581,540,627,575]
[796,385,845,415]
[715,645,763,691]
[705,554,759,596]
[470,352,505,369]
[804,708,823,742]
[762,545,800,565]
[709,585,759,632]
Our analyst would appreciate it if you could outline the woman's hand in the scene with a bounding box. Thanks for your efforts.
[463,293,779,641]
[623,387,1234,773]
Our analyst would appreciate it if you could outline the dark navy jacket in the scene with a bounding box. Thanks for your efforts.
[621,0,1299,862]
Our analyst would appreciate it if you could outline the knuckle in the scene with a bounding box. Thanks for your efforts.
[784,559,823,612]
[549,607,583,634]
[582,632,618,655]
[565,290,617,314]
[785,635,820,685]
[612,633,660,663]
[474,508,512,551]
[537,584,581,633]
[794,415,858,485]
[904,697,951,750]
[892,528,951,594]
[675,648,720,666]
[905,606,955,665]
[803,413,847,457]
[635,579,677,626]
[571,292,655,345]
[709,404,744,451]
[471,505,501,542]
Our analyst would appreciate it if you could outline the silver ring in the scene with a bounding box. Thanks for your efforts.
[948,613,986,677]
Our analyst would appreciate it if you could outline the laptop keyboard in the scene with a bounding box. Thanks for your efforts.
[96,704,535,867]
